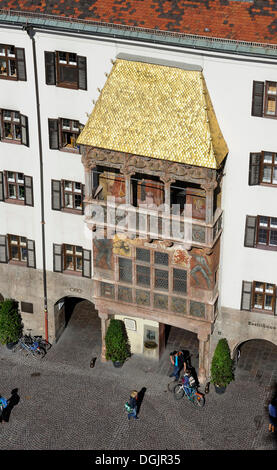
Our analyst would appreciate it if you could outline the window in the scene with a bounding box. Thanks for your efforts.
[51,179,83,213]
[118,257,132,283]
[136,265,150,287]
[0,171,33,206]
[45,51,87,90]
[0,234,36,267]
[251,81,277,118]
[154,268,168,290]
[241,280,276,314]
[53,243,91,278]
[64,244,83,272]
[244,215,277,251]
[257,216,277,247]
[249,152,277,186]
[0,110,29,146]
[173,268,187,294]
[8,234,27,262]
[0,44,26,81]
[48,118,83,152]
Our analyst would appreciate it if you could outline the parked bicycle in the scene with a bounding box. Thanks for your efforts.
[173,381,205,407]
[26,330,52,351]
[12,335,46,358]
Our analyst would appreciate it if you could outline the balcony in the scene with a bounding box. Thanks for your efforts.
[84,197,222,249]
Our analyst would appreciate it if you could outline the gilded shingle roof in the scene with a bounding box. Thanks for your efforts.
[77,58,228,169]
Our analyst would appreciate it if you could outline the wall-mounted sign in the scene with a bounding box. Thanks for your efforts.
[124,318,137,331]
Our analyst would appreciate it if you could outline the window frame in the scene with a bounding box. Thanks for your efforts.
[56,51,78,90]
[7,234,28,263]
[48,117,82,153]
[59,118,81,152]
[264,81,277,118]
[256,215,277,249]
[0,109,29,146]
[0,44,17,80]
[62,180,83,213]
[63,244,83,274]
[252,281,276,313]
[5,171,25,203]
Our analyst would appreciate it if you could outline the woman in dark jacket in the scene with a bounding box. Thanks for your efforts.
[128,390,139,421]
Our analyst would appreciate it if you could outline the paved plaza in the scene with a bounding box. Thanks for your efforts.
[0,300,276,451]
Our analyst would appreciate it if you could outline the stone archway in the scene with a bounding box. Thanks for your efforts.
[54,296,101,343]
[233,339,277,385]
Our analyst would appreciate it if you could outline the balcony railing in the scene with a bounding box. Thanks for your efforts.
[84,198,223,248]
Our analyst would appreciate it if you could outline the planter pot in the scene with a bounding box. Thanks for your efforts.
[113,361,124,368]
[6,341,18,350]
[214,384,226,394]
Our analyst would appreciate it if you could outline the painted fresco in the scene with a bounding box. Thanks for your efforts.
[137,179,164,209]
[190,249,213,289]
[186,189,206,220]
[190,240,220,290]
[99,171,126,203]
[93,238,113,270]
[173,248,191,268]
[113,235,131,256]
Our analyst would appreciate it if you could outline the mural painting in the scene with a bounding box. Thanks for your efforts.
[99,171,126,204]
[137,179,164,209]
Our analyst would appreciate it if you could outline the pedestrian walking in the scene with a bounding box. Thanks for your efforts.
[1,388,20,423]
[0,395,8,423]
[169,351,185,381]
[268,398,277,433]
[127,390,139,421]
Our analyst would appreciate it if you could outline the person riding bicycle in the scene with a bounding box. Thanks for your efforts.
[182,370,196,396]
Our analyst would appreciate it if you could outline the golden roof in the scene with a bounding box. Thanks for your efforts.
[77,59,228,169]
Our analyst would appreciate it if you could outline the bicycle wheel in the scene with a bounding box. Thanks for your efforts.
[32,347,46,359]
[173,384,184,400]
[192,393,205,408]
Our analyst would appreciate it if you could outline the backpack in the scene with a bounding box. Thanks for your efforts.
[0,397,7,408]
[124,402,133,413]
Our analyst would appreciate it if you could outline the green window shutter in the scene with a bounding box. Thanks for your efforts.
[82,249,91,278]
[244,216,257,247]
[15,47,27,81]
[241,281,252,311]
[24,175,33,206]
[48,119,59,149]
[248,153,261,186]
[53,244,63,272]
[45,51,56,85]
[51,180,62,211]
[0,235,7,263]
[251,81,264,117]
[0,172,4,202]
[77,56,87,90]
[27,239,36,268]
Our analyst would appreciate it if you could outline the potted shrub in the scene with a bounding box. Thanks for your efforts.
[0,299,23,349]
[210,338,234,394]
[105,319,130,367]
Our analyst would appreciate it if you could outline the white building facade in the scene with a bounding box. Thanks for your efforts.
[0,10,276,370]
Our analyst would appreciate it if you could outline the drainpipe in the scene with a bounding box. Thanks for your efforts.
[24,25,49,342]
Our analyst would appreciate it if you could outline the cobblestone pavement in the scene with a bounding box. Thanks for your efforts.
[0,300,276,451]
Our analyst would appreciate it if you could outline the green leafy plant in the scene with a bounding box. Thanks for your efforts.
[0,299,23,345]
[210,338,234,387]
[105,319,130,363]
